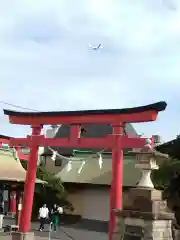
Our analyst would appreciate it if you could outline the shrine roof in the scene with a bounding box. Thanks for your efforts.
[56,154,141,186]
[0,148,45,184]
[56,150,169,186]
[4,101,166,117]
[43,123,137,156]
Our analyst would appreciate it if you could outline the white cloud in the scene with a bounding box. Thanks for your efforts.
[0,0,179,141]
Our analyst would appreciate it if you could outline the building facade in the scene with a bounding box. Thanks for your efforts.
[41,124,166,230]
[41,124,142,229]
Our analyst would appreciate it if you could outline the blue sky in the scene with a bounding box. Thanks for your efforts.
[0,0,180,141]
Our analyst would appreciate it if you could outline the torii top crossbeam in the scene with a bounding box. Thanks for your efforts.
[4,101,166,125]
[3,101,167,240]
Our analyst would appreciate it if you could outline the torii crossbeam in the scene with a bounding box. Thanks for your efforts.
[3,101,167,240]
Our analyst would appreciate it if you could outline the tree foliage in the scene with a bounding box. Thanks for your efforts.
[152,159,180,227]
[36,165,65,199]
[152,160,180,190]
[32,165,66,218]
[20,160,73,219]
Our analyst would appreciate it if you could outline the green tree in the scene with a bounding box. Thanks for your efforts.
[152,159,180,227]
[20,160,73,219]
[32,165,66,219]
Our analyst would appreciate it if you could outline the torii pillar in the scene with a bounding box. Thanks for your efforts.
[3,101,167,240]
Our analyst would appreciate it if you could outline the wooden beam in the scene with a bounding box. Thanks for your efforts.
[7,110,158,125]
[9,135,148,149]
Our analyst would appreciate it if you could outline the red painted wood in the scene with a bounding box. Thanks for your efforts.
[19,126,42,232]
[109,125,124,240]
[16,152,29,161]
[10,191,17,213]
[9,135,148,149]
[8,110,157,125]
[70,125,81,139]
[0,138,10,144]
[4,104,165,239]
[9,138,28,146]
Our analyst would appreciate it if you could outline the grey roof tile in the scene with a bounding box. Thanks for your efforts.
[43,123,138,156]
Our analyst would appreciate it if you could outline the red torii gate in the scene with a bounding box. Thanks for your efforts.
[3,101,166,240]
[0,136,29,161]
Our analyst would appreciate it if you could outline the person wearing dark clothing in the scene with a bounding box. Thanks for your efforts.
[51,204,59,231]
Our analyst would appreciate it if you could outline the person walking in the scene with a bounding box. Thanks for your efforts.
[51,204,59,232]
[57,205,64,223]
[57,205,63,215]
[38,204,49,231]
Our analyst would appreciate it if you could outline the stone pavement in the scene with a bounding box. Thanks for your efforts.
[1,228,108,240]
[1,218,108,240]
[1,236,48,240]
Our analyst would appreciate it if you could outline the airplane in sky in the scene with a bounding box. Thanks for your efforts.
[89,44,103,51]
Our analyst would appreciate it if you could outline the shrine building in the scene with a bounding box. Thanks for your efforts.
[0,138,44,218]
[41,124,167,231]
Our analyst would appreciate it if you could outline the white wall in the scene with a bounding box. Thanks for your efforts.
[81,188,110,221]
[68,188,131,222]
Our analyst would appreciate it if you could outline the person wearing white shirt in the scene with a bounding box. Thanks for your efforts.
[38,204,49,231]
[57,206,63,214]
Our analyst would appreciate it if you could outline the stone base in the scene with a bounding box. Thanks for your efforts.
[113,216,173,240]
[12,232,34,240]
[123,188,173,216]
[113,187,174,240]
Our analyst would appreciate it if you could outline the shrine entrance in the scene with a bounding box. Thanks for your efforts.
[3,101,167,240]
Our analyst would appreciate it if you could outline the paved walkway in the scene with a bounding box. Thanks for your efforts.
[1,228,108,240]
[2,236,48,240]
[1,218,108,240]
[2,230,108,240]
